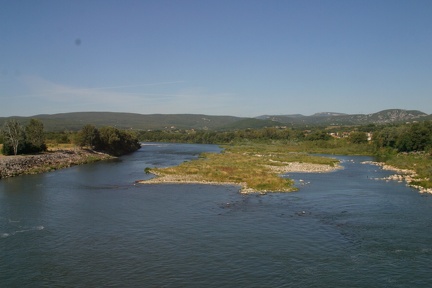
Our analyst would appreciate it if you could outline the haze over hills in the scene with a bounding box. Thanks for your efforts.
[0,109,430,131]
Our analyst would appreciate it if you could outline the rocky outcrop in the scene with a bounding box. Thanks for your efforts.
[0,149,113,179]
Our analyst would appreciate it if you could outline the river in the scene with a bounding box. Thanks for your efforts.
[1,143,432,287]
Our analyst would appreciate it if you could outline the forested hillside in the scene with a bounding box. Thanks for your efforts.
[1,109,429,132]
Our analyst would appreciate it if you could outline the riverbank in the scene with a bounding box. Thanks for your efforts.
[362,161,432,194]
[0,149,114,179]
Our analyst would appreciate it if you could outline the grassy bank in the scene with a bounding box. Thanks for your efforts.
[147,143,340,193]
[383,152,432,189]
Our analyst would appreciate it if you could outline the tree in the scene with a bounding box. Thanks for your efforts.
[77,124,100,149]
[25,119,46,153]
[96,126,140,156]
[305,130,331,141]
[2,120,24,155]
[373,126,399,149]
[348,131,368,144]
[409,122,432,151]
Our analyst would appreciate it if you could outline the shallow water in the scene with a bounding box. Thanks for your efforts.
[1,143,432,287]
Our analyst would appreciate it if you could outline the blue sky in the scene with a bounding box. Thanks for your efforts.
[1,0,432,117]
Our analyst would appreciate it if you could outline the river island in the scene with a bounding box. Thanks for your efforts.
[138,144,342,193]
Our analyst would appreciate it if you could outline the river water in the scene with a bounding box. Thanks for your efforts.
[1,143,432,287]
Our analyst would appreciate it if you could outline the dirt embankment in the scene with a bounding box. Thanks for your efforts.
[0,149,113,179]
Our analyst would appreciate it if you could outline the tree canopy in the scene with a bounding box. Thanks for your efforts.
[373,121,432,153]
[1,119,47,155]
[77,125,141,156]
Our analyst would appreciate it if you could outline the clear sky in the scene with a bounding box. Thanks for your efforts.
[1,0,432,117]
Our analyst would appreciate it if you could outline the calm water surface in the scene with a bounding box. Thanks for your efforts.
[1,143,432,287]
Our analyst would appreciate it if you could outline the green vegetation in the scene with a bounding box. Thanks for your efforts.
[373,121,432,153]
[77,125,141,156]
[1,119,47,155]
[138,127,305,144]
[348,131,368,144]
[149,143,340,193]
[1,120,140,157]
[385,152,432,188]
[138,128,374,155]
[143,120,432,191]
[370,121,432,188]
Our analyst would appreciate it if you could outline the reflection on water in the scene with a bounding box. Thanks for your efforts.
[1,144,432,287]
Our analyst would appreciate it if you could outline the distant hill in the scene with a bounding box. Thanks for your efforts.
[220,118,285,130]
[0,109,429,132]
[311,112,348,117]
[256,109,429,126]
[0,112,245,131]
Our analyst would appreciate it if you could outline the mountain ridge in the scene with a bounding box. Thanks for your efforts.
[0,109,430,131]
[257,109,429,126]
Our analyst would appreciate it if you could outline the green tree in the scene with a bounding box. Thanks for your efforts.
[373,126,399,149]
[305,130,331,141]
[409,122,432,151]
[25,119,46,152]
[2,120,24,155]
[348,131,368,144]
[96,126,140,156]
[77,124,100,149]
[394,125,412,152]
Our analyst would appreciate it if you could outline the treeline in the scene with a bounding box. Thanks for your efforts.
[1,120,141,157]
[373,121,432,153]
[76,125,141,156]
[138,127,369,144]
[4,118,430,156]
[138,121,432,153]
[138,128,307,144]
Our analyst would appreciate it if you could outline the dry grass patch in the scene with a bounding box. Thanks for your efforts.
[46,143,77,151]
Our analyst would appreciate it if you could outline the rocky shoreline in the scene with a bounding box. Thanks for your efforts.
[362,161,432,194]
[0,149,114,179]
